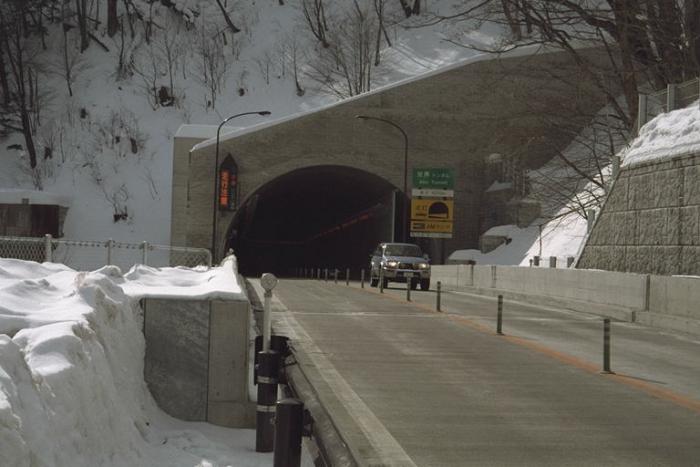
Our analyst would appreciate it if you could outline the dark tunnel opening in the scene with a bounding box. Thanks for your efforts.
[226,166,404,277]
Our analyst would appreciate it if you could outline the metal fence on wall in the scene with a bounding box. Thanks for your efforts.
[0,234,212,271]
[638,77,700,131]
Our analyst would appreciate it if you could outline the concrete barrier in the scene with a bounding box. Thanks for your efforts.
[143,297,253,428]
[432,264,700,334]
[638,275,700,335]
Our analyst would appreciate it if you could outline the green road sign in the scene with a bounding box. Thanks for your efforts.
[413,168,454,190]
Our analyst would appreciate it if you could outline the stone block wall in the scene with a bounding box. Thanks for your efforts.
[579,153,700,275]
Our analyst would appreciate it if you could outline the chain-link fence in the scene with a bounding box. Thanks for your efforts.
[0,235,212,271]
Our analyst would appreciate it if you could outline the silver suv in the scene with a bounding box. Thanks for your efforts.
[369,242,431,290]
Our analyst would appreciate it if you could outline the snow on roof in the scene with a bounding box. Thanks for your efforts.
[174,124,222,140]
[0,189,71,207]
[191,43,559,153]
[485,181,513,193]
[622,101,700,168]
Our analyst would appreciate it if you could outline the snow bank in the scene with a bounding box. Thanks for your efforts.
[119,256,244,300]
[448,212,588,267]
[622,102,700,167]
[0,258,270,467]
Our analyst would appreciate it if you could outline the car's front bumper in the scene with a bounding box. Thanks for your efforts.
[381,268,430,281]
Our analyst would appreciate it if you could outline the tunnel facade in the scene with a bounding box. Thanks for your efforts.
[171,48,611,273]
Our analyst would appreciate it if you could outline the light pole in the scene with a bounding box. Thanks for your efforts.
[355,115,409,242]
[212,111,271,263]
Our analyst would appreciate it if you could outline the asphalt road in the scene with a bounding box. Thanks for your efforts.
[264,278,700,466]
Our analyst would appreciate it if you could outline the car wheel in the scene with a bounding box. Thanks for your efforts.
[420,279,430,291]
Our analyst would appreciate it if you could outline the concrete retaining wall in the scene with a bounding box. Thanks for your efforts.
[578,152,700,275]
[143,298,253,428]
[432,265,700,335]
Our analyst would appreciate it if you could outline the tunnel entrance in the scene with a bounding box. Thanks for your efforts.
[226,166,402,277]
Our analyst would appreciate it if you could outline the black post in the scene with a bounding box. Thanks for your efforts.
[361,269,365,288]
[497,295,504,335]
[436,281,442,312]
[406,277,411,301]
[273,399,304,467]
[602,319,612,373]
[256,350,281,452]
[346,268,350,286]
[380,269,384,293]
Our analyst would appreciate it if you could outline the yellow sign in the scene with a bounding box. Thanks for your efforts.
[411,198,453,221]
[410,198,453,238]
[410,220,452,233]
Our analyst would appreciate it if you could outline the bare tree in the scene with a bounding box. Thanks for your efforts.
[195,22,227,109]
[432,1,700,131]
[302,0,330,48]
[0,4,38,168]
[305,0,378,98]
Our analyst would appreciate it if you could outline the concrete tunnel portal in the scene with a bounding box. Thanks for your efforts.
[226,166,402,277]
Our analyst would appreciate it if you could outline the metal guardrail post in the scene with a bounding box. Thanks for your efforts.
[334,269,338,284]
[106,238,114,265]
[361,269,365,288]
[346,268,350,286]
[436,281,442,312]
[44,234,52,263]
[324,268,328,282]
[274,399,304,467]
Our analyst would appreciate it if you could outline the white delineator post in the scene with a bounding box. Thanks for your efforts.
[260,273,278,352]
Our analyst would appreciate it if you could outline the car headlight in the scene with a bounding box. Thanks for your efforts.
[384,261,398,269]
[417,262,430,269]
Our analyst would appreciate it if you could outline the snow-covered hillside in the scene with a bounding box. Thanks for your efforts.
[0,0,493,250]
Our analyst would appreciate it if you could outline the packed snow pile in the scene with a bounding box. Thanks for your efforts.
[447,213,587,267]
[0,258,269,467]
[622,102,700,167]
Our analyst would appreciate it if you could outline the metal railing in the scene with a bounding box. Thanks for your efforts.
[0,234,212,271]
[638,77,700,132]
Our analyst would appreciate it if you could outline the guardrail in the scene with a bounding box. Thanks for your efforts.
[0,234,212,271]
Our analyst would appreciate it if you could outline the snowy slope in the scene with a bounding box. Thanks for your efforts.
[0,0,495,250]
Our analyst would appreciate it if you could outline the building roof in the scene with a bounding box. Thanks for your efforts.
[0,189,71,207]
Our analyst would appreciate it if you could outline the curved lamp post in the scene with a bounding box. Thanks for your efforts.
[355,115,409,242]
[212,111,271,262]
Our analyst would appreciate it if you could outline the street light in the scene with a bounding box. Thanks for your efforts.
[212,111,271,263]
[355,115,409,242]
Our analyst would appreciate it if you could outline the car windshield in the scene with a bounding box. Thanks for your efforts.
[384,244,422,257]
